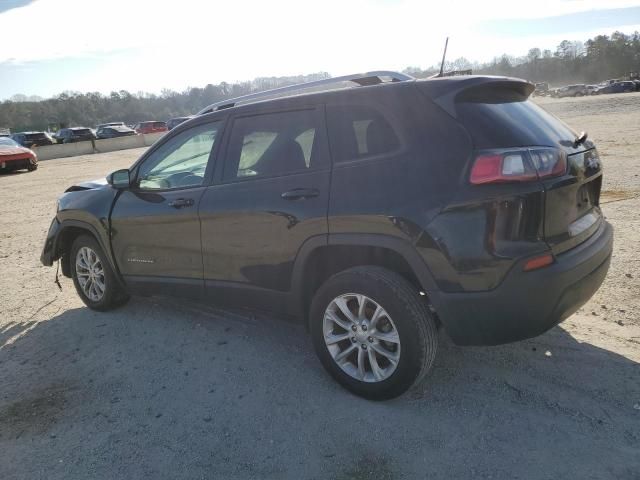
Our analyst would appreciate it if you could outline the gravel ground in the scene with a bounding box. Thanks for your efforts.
[1,94,639,480]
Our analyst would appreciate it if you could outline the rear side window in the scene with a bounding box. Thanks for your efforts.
[224,109,319,180]
[456,95,577,149]
[154,122,166,128]
[326,104,400,163]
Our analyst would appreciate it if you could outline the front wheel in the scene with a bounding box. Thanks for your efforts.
[71,235,129,311]
[310,266,438,400]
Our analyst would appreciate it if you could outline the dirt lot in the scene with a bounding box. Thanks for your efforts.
[1,94,639,479]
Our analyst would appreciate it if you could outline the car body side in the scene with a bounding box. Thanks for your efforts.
[41,80,613,346]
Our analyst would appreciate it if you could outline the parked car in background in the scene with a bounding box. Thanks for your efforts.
[166,116,193,130]
[555,84,588,97]
[96,122,126,129]
[11,131,54,148]
[597,81,636,95]
[134,121,168,134]
[586,85,600,95]
[96,125,137,139]
[532,82,549,97]
[0,136,37,172]
[54,127,96,144]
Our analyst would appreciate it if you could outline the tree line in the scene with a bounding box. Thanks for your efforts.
[405,31,640,84]
[0,73,330,132]
[2,30,639,132]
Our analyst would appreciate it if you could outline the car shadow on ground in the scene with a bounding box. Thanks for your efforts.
[1,297,639,479]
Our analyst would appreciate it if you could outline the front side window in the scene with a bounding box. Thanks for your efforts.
[224,109,318,180]
[136,122,220,190]
[326,104,400,163]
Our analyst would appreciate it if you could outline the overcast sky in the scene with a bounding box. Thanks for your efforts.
[1,0,640,99]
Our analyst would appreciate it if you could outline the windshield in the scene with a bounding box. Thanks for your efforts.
[0,137,19,147]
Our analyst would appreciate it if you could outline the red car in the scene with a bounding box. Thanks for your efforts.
[0,137,37,172]
[134,121,168,134]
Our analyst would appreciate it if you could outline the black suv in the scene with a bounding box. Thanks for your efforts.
[54,127,96,144]
[41,72,613,400]
[11,131,55,148]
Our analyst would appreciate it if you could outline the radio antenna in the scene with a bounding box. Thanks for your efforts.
[438,37,449,77]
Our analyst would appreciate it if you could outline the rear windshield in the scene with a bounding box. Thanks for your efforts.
[153,122,166,128]
[456,97,577,149]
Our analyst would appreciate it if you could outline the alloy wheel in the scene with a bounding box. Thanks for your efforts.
[75,246,105,302]
[323,293,401,383]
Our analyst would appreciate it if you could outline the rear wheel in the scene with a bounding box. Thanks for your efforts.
[310,266,438,400]
[27,163,37,171]
[71,235,129,311]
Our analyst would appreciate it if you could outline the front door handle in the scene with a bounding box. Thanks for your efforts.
[168,198,195,209]
[281,188,320,200]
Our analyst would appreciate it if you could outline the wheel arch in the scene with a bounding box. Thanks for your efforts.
[290,234,440,324]
[54,220,123,287]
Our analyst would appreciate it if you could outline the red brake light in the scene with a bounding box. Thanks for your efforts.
[470,152,537,184]
[470,148,566,185]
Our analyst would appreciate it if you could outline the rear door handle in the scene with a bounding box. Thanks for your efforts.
[168,198,195,209]
[281,188,320,200]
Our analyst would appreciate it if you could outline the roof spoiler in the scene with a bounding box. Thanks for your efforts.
[418,76,534,118]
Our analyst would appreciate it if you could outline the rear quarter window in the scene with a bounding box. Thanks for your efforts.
[326,104,400,163]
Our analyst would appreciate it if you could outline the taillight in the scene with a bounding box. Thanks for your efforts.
[470,148,566,185]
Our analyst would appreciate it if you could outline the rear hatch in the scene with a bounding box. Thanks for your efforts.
[448,79,603,254]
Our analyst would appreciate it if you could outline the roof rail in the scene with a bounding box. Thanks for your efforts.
[197,71,414,115]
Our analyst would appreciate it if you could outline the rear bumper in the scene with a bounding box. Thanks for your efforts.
[434,220,613,346]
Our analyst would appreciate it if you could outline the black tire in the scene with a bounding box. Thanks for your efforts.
[27,163,37,171]
[310,266,438,400]
[70,234,129,311]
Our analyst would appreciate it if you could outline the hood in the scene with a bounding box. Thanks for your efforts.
[0,145,32,156]
[64,177,109,192]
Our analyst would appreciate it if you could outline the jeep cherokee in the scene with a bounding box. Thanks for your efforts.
[41,72,613,400]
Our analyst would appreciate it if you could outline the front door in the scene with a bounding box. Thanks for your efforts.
[110,120,223,297]
[199,106,330,306]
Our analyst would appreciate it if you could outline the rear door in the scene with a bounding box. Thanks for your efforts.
[199,105,330,302]
[110,120,223,296]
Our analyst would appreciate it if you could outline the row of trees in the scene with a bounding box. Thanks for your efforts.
[406,31,640,85]
[0,73,330,132]
[2,31,639,132]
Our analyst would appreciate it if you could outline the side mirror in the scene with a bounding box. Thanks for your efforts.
[107,169,131,189]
